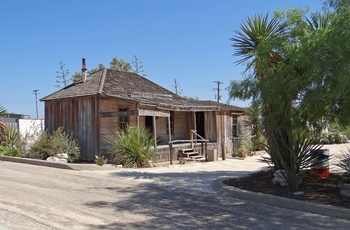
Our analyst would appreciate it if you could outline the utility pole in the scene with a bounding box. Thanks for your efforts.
[213,81,223,102]
[33,89,39,119]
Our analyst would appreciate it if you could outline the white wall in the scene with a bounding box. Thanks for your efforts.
[18,119,44,141]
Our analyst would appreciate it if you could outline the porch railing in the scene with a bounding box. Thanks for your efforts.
[168,130,209,165]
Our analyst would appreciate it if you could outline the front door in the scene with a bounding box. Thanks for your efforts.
[195,112,205,138]
[145,116,154,134]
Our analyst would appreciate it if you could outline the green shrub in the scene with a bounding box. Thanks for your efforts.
[320,134,331,144]
[0,127,24,157]
[234,145,247,158]
[334,133,343,144]
[95,155,108,166]
[1,128,20,146]
[108,126,156,168]
[0,145,22,157]
[336,149,350,183]
[319,132,349,145]
[266,126,323,192]
[29,127,80,162]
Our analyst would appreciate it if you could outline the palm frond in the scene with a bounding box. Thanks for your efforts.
[304,13,330,32]
[231,13,285,70]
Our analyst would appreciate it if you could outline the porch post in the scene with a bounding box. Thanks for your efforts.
[136,103,140,129]
[168,116,172,164]
[153,116,157,147]
[167,116,172,143]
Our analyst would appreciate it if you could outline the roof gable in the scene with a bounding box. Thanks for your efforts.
[41,69,220,111]
[41,70,104,101]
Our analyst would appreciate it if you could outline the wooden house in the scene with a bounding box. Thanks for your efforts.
[41,69,245,161]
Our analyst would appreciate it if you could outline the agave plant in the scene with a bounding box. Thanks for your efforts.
[108,126,156,168]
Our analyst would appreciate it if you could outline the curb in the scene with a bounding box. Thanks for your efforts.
[0,156,124,171]
[0,156,74,170]
[211,178,350,221]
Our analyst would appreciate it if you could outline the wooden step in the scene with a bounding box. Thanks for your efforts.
[190,155,205,160]
[180,151,199,157]
[179,149,196,153]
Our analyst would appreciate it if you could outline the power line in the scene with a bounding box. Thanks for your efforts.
[213,81,223,103]
[0,102,33,103]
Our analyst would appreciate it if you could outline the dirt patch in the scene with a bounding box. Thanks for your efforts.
[224,170,350,209]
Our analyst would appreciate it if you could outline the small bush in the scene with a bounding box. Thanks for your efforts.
[0,145,22,157]
[108,126,156,168]
[29,127,80,163]
[320,132,348,145]
[233,145,247,158]
[336,149,350,183]
[0,127,24,157]
[95,155,108,166]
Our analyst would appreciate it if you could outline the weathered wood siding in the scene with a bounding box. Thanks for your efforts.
[99,99,192,147]
[214,111,235,156]
[99,98,138,152]
[205,111,217,141]
[44,96,99,160]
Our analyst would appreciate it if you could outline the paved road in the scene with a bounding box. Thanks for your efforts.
[1,154,350,229]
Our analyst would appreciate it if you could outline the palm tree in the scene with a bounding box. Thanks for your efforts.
[230,14,285,78]
[230,14,288,165]
[229,12,332,191]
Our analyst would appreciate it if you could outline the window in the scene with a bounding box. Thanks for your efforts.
[167,111,174,135]
[119,108,128,130]
[232,115,238,137]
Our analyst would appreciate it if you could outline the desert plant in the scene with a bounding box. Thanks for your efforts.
[29,127,80,162]
[235,145,247,158]
[319,132,348,145]
[0,122,5,138]
[95,155,108,166]
[266,126,323,191]
[0,145,22,157]
[336,149,350,183]
[1,128,20,146]
[0,127,26,157]
[108,126,156,168]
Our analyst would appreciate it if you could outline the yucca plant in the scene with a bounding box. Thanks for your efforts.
[0,126,24,157]
[2,128,20,146]
[108,126,156,168]
[266,125,323,192]
[0,122,7,144]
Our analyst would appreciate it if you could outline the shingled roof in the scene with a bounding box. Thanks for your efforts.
[41,69,219,111]
[192,100,246,113]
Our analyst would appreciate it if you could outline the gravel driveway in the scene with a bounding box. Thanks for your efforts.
[1,144,350,229]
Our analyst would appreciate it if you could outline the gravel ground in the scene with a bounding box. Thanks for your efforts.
[0,143,350,229]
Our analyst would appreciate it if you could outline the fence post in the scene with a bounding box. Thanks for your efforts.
[169,142,173,165]
[205,142,208,161]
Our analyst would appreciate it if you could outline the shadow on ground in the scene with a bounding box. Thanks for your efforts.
[85,170,350,229]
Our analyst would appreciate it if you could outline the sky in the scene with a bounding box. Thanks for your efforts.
[0,0,324,119]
